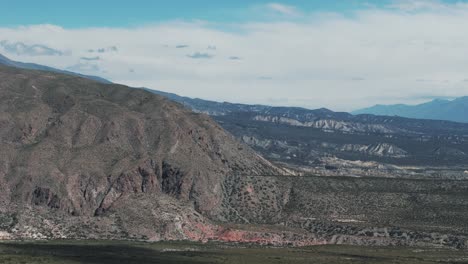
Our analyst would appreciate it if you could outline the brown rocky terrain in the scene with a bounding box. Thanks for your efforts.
[0,65,301,244]
[1,65,468,249]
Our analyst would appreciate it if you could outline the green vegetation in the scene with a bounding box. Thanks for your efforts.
[0,240,467,264]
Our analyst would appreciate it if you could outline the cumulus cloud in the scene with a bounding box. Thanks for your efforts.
[1,1,468,111]
[176,45,189,48]
[229,56,242,60]
[0,40,64,56]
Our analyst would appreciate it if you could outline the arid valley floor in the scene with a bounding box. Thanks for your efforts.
[1,240,468,264]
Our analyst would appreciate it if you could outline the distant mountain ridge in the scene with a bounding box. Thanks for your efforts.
[0,53,111,84]
[144,88,276,115]
[145,88,468,167]
[147,88,468,135]
[353,97,468,123]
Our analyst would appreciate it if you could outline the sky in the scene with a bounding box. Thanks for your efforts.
[1,0,468,111]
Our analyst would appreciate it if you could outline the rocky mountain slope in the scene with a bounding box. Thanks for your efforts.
[353,97,468,123]
[0,65,296,243]
[1,65,468,248]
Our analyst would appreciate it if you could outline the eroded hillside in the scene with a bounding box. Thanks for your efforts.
[1,66,468,249]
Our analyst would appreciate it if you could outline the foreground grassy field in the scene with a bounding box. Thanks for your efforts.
[0,240,467,264]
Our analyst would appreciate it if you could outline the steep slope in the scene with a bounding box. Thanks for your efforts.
[0,65,289,241]
[353,97,468,123]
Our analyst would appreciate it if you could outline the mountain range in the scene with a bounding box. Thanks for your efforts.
[3,53,467,124]
[1,54,468,248]
[147,88,468,168]
[353,97,468,123]
[2,54,468,168]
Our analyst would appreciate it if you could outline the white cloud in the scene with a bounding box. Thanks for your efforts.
[1,2,468,111]
[266,3,301,16]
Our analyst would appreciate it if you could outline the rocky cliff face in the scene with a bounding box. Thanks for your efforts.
[252,115,400,134]
[0,65,286,238]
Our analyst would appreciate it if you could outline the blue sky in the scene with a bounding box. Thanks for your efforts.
[2,0,391,27]
[1,0,468,111]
